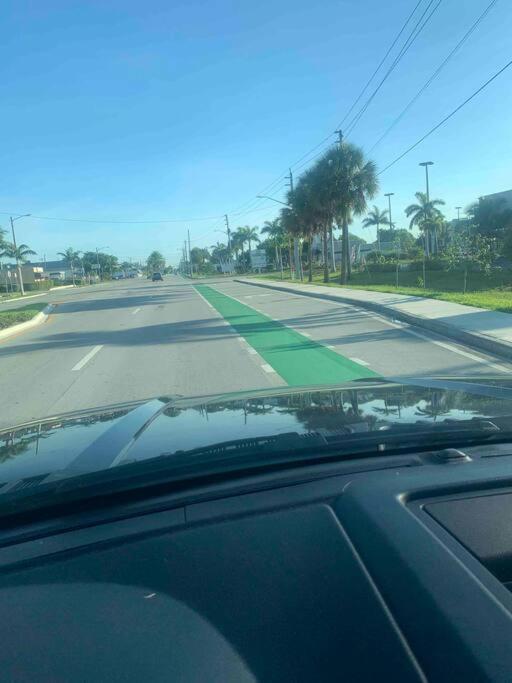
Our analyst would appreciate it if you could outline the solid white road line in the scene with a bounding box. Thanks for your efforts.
[247,348,258,355]
[132,307,141,315]
[193,288,215,310]
[262,363,276,373]
[364,311,510,373]
[349,357,370,366]
[72,345,103,372]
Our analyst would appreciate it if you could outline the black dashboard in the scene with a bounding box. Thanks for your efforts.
[2,443,512,681]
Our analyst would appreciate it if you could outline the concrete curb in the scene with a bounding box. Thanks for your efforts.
[235,278,512,363]
[0,304,54,341]
[0,291,47,305]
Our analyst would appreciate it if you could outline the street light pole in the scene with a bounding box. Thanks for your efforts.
[385,193,398,287]
[10,214,31,296]
[419,161,434,287]
[456,206,462,223]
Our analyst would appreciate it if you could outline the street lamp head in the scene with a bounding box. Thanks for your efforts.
[11,213,31,223]
[384,192,394,197]
[419,161,434,167]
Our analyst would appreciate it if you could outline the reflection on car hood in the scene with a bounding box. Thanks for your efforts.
[2,377,512,488]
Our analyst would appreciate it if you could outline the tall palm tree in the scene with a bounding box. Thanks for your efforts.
[261,218,284,276]
[0,242,36,295]
[362,206,389,252]
[405,191,445,256]
[312,143,378,283]
[231,228,246,266]
[236,226,260,269]
[287,169,324,282]
[58,247,82,282]
[1,243,36,263]
[58,247,81,269]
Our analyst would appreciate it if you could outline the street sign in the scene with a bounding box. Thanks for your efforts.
[250,249,267,269]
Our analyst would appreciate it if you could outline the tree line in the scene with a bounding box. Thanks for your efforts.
[187,141,512,288]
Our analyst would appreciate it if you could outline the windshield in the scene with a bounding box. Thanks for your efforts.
[1,1,512,493]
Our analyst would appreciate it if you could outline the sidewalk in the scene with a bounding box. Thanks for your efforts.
[237,278,512,362]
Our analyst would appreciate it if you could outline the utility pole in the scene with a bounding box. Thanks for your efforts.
[286,168,303,280]
[385,193,397,287]
[187,229,192,277]
[95,247,101,280]
[456,206,462,223]
[10,214,30,296]
[334,129,343,146]
[419,161,434,286]
[224,214,231,250]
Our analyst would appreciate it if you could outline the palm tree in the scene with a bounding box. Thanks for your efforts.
[58,247,82,283]
[235,226,260,270]
[58,247,81,269]
[1,243,36,263]
[261,218,284,277]
[362,206,389,252]
[312,143,378,283]
[287,169,324,282]
[0,242,36,295]
[210,242,230,270]
[405,191,445,256]
[231,228,246,267]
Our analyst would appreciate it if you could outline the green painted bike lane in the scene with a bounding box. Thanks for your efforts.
[195,284,379,385]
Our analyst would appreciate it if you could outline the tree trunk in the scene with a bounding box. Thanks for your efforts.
[322,222,329,282]
[340,217,350,284]
[288,238,293,279]
[308,235,313,282]
[293,238,301,281]
[330,229,336,272]
[274,244,279,272]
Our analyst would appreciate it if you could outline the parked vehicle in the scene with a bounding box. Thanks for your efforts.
[152,272,163,281]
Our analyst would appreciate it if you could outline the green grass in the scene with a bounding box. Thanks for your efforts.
[252,269,512,314]
[0,303,48,330]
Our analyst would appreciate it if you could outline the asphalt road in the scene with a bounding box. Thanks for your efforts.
[1,275,511,429]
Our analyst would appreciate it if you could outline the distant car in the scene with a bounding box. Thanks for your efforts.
[152,272,163,281]
[112,272,125,280]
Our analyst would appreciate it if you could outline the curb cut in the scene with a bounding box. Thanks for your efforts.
[0,304,54,342]
[235,278,512,363]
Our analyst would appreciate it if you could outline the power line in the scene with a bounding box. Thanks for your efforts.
[369,0,499,152]
[225,2,436,218]
[338,0,424,129]
[344,0,443,137]
[379,57,512,175]
[0,211,224,225]
[0,198,278,227]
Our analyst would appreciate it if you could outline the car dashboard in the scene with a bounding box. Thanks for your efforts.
[2,442,512,681]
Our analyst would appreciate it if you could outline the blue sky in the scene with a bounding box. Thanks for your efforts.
[1,0,511,264]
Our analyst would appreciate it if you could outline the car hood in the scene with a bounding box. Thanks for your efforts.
[2,376,512,493]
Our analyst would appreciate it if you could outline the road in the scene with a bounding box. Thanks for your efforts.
[0,275,510,429]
